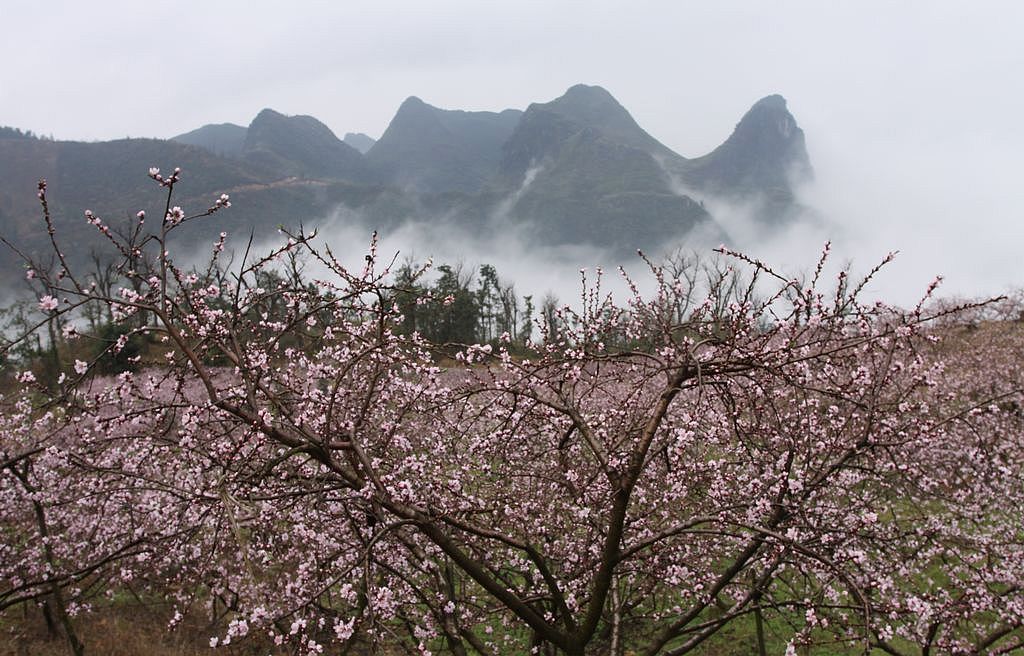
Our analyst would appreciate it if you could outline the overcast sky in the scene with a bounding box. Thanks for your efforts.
[3,1,1024,302]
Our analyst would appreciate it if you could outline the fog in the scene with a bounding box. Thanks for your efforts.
[3,2,1023,305]
[796,123,1024,306]
[257,123,1023,313]
[260,203,639,314]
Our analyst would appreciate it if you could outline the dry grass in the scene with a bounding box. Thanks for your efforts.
[0,603,276,656]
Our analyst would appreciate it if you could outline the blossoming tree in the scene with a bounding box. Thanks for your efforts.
[2,169,1022,655]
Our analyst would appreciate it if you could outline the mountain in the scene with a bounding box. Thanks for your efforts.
[242,109,374,182]
[172,123,248,157]
[343,132,376,154]
[670,94,812,220]
[495,84,715,248]
[526,84,676,159]
[0,86,814,277]
[0,129,391,276]
[0,135,264,268]
[367,97,522,194]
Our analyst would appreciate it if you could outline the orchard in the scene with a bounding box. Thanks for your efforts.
[1,169,1022,655]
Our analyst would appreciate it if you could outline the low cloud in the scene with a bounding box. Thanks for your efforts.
[314,205,635,307]
[227,132,1022,318]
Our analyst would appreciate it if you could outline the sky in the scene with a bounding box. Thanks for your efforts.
[3,0,1024,303]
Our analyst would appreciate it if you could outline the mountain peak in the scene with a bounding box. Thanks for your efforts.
[396,96,431,114]
[343,132,376,154]
[733,94,801,142]
[252,108,285,122]
[562,83,617,101]
[521,84,677,158]
[369,96,522,193]
[543,84,629,124]
[751,94,788,110]
[380,96,446,137]
[172,122,248,157]
[679,93,812,220]
[244,108,369,181]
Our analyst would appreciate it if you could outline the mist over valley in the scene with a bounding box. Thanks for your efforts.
[1,84,821,307]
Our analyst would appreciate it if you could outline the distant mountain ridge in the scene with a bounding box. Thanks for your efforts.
[343,132,376,154]
[173,123,247,157]
[1,85,813,276]
[367,97,522,194]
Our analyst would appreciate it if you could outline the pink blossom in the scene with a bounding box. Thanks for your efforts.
[165,206,185,224]
[37,295,58,312]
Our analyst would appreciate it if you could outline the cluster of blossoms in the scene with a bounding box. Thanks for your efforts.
[148,166,180,187]
[164,206,186,225]
[209,193,230,213]
[36,294,58,312]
